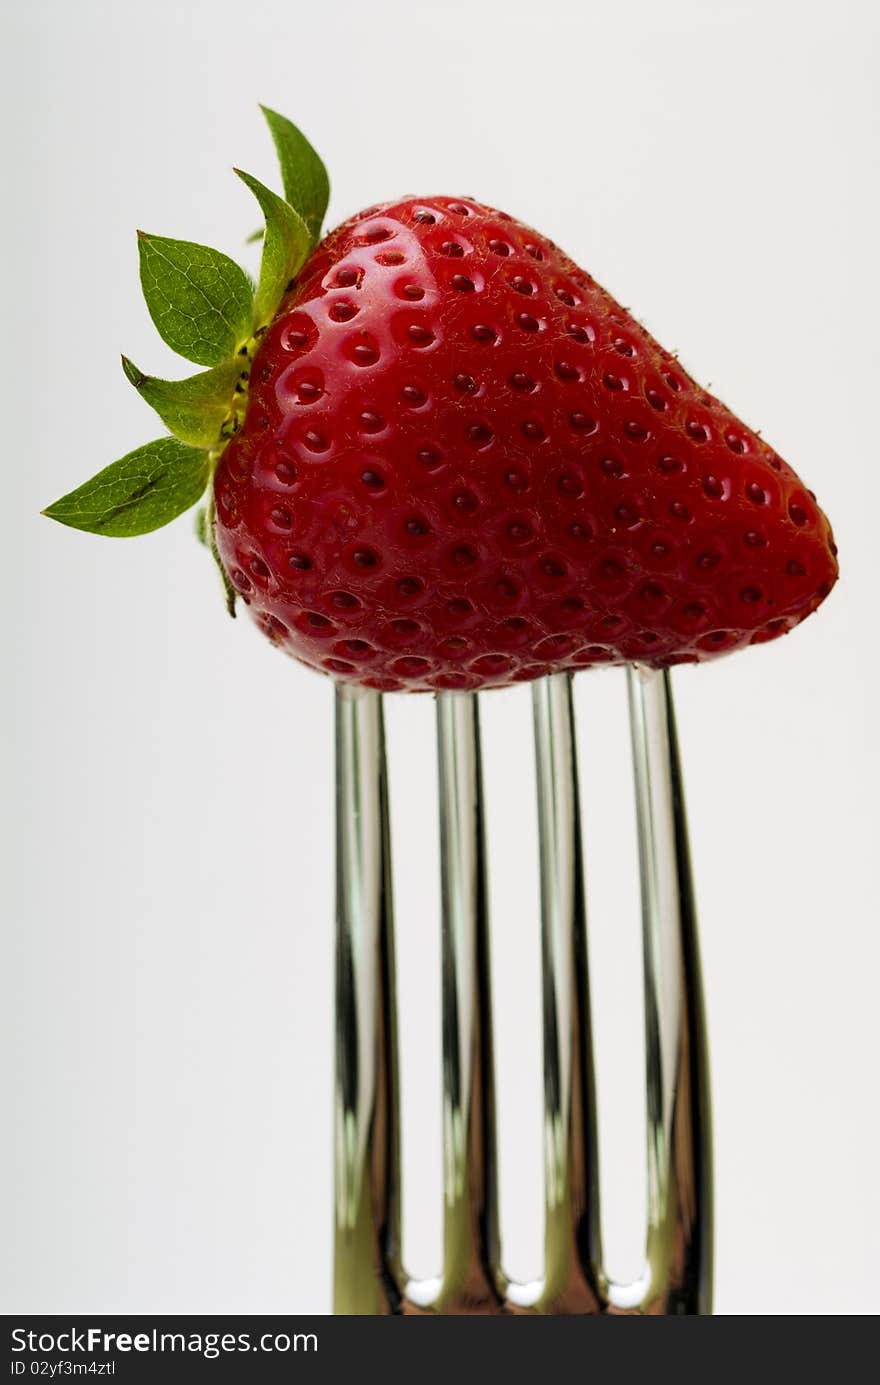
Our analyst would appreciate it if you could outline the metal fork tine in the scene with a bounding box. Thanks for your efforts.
[333,685,402,1314]
[527,672,603,1313]
[332,670,712,1315]
[624,665,713,1315]
[428,691,503,1313]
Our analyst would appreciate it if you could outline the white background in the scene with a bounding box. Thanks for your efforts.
[3,0,878,1315]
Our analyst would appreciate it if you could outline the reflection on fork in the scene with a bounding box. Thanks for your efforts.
[333,667,712,1315]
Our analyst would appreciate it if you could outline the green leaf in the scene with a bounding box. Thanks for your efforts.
[210,525,237,618]
[199,494,236,615]
[260,106,329,245]
[121,355,242,448]
[235,169,311,329]
[43,438,210,537]
[137,232,254,366]
[194,504,209,546]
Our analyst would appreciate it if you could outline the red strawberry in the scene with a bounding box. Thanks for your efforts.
[45,112,837,693]
[214,198,837,692]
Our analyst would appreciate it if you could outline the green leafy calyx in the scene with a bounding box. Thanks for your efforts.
[137,232,255,367]
[260,106,329,246]
[121,356,246,448]
[235,169,311,329]
[44,106,331,616]
[43,439,211,538]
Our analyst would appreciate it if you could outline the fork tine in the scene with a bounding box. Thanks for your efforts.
[332,671,712,1315]
[527,672,603,1313]
[333,685,402,1314]
[429,691,503,1313]
[625,665,713,1315]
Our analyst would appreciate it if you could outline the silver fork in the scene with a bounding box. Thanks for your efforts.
[332,666,712,1315]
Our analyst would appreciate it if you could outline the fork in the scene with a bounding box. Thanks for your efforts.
[332,666,712,1315]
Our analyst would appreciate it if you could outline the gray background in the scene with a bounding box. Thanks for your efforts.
[3,0,878,1315]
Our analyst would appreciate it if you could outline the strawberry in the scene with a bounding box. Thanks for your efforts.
[45,110,837,693]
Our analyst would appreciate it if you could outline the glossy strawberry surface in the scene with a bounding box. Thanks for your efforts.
[213,196,837,692]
